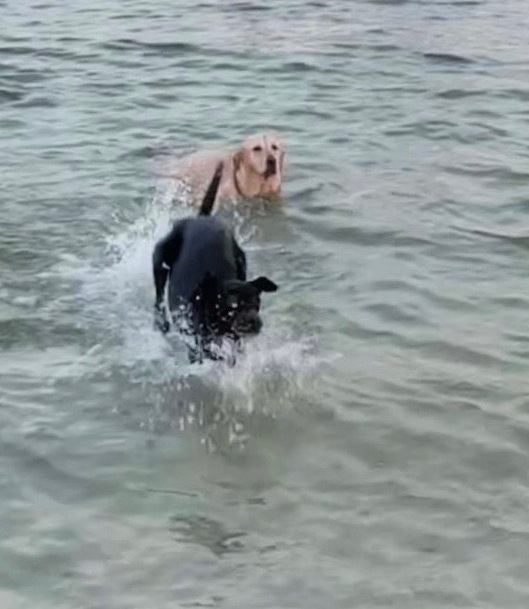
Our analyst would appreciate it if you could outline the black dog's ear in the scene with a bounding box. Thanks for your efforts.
[249,276,278,293]
[224,279,245,295]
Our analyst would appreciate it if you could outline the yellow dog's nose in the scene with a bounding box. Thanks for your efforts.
[266,156,277,175]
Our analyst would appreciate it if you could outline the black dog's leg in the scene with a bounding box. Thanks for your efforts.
[187,344,203,364]
[153,302,170,334]
[152,221,186,333]
[187,335,212,365]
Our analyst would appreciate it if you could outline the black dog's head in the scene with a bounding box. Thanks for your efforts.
[222,276,278,336]
[198,274,278,338]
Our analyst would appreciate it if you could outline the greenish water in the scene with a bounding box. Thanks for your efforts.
[2,1,529,607]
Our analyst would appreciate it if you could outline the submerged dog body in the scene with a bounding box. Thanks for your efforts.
[152,164,278,361]
[169,133,285,210]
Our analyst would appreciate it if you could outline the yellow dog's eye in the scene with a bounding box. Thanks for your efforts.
[271,144,278,151]
[252,145,262,152]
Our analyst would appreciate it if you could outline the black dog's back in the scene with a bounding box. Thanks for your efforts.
[167,217,244,307]
[152,163,246,333]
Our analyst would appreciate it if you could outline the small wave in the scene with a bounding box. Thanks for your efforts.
[282,60,319,73]
[101,39,199,54]
[367,0,408,5]
[455,226,529,248]
[0,88,24,103]
[14,94,58,108]
[228,2,273,12]
[0,45,34,56]
[435,88,485,100]
[423,52,475,65]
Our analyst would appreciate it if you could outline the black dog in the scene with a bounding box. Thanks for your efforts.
[152,163,278,362]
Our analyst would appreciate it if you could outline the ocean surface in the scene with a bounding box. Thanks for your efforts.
[2,1,529,607]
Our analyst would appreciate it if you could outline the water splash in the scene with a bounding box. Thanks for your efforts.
[60,174,324,448]
[148,328,321,452]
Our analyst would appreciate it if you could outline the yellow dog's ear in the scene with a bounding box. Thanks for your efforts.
[232,148,244,172]
[279,150,286,174]
[231,149,246,196]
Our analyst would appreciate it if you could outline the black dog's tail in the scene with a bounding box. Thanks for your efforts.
[199,162,224,216]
